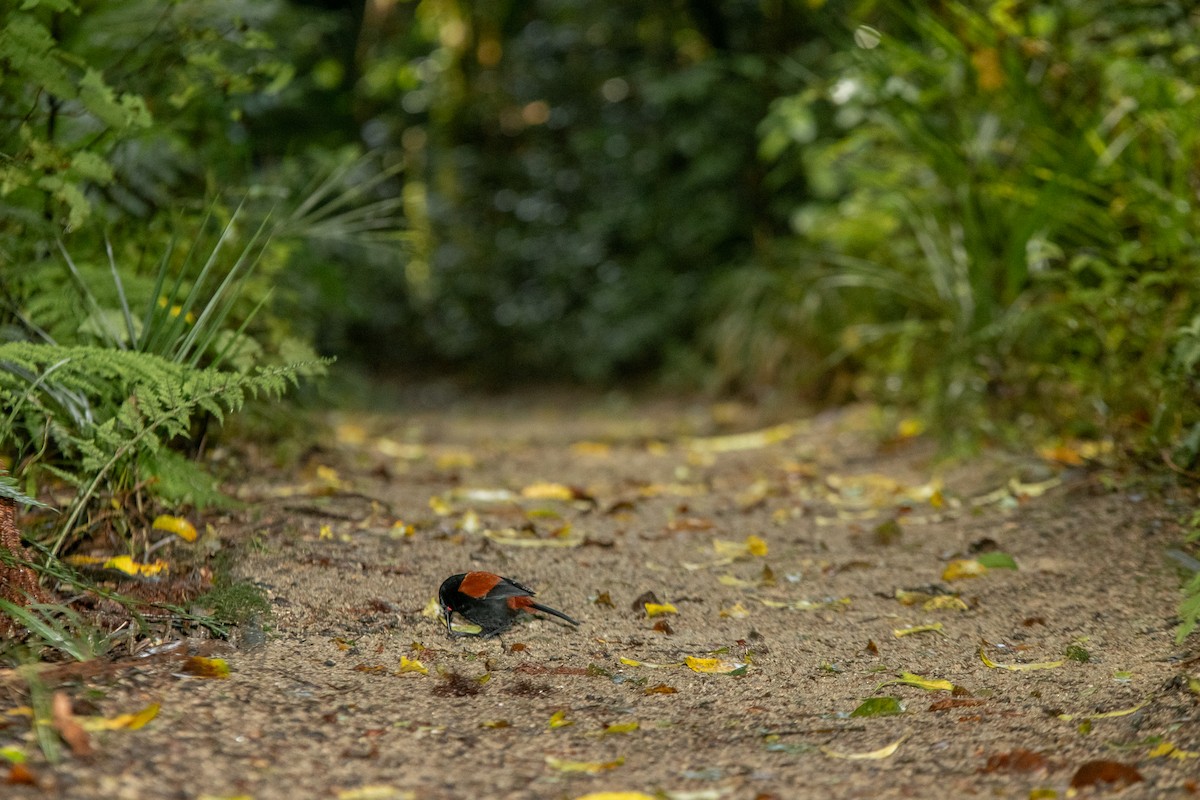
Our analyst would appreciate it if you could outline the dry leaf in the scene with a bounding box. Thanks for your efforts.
[719,602,750,619]
[335,786,415,800]
[821,735,908,760]
[684,656,747,675]
[876,672,954,692]
[51,692,92,757]
[942,559,988,581]
[893,623,944,638]
[1069,760,1142,790]
[979,648,1063,671]
[397,657,428,676]
[548,710,574,729]
[7,763,37,785]
[183,656,230,679]
[545,755,625,774]
[574,793,654,800]
[981,749,1048,773]
[1056,698,1148,722]
[619,657,681,669]
[601,721,639,735]
[687,422,799,453]
[644,602,678,618]
[644,684,677,695]
[80,703,160,732]
[152,514,197,542]
[923,595,969,611]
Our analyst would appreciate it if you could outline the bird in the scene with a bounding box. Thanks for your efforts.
[438,572,579,637]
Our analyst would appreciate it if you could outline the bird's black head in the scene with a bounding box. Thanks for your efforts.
[438,573,466,630]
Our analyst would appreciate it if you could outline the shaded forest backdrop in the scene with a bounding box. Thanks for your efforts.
[3,0,1200,546]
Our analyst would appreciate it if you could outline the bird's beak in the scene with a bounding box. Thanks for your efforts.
[441,605,453,633]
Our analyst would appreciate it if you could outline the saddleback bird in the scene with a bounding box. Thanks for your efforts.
[438,572,579,637]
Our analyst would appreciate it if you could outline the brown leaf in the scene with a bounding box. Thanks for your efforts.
[981,749,1048,773]
[7,763,37,786]
[928,698,986,712]
[593,592,615,607]
[652,620,674,635]
[51,692,93,757]
[644,683,677,695]
[1070,760,1143,789]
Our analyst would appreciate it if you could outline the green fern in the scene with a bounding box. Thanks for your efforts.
[0,341,326,551]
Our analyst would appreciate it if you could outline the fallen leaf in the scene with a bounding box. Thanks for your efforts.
[1069,760,1142,790]
[619,657,681,669]
[684,656,747,675]
[6,763,36,785]
[850,697,904,717]
[644,684,677,695]
[481,719,510,729]
[335,786,415,800]
[51,692,92,757]
[719,603,750,619]
[893,623,944,638]
[521,482,577,501]
[1056,698,1148,722]
[976,552,1018,570]
[979,648,1063,671]
[928,698,986,712]
[573,793,654,800]
[821,735,907,760]
[80,703,160,732]
[545,755,625,774]
[0,747,24,764]
[923,595,969,611]
[570,441,613,457]
[942,559,988,581]
[483,527,584,548]
[687,423,799,453]
[152,514,198,542]
[548,710,574,729]
[876,672,954,692]
[63,554,169,577]
[183,656,230,679]
[601,721,640,735]
[981,749,1048,773]
[397,657,428,676]
[1147,741,1200,760]
[644,602,678,618]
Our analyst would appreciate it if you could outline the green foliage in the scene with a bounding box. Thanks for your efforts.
[0,599,116,663]
[709,0,1200,446]
[0,341,317,550]
[194,580,271,627]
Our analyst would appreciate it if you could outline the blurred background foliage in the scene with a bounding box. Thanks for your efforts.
[3,0,1200,534]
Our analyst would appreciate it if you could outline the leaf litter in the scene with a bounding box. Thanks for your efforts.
[16,397,1198,799]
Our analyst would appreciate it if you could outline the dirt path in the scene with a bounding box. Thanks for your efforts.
[12,393,1200,799]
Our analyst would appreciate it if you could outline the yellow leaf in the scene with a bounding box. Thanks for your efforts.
[435,450,476,469]
[483,527,584,548]
[619,656,681,669]
[390,520,416,537]
[319,524,333,540]
[335,787,414,800]
[644,602,678,618]
[152,515,197,542]
[877,672,954,692]
[979,648,1064,671]
[923,595,969,612]
[521,482,575,500]
[718,575,758,588]
[719,602,750,619]
[99,555,168,577]
[893,623,944,638]
[1056,698,1149,722]
[896,417,924,439]
[459,509,482,533]
[942,559,987,581]
[183,657,230,679]
[684,656,747,675]
[397,657,428,676]
[745,535,768,556]
[429,495,452,515]
[548,710,573,728]
[687,422,799,453]
[544,755,625,774]
[79,703,160,732]
[574,793,655,800]
[1147,741,1200,760]
[481,719,510,729]
[601,721,639,735]
[821,735,907,760]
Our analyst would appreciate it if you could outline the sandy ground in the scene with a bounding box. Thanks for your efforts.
[6,392,1200,799]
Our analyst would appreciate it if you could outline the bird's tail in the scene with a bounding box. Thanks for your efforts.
[531,602,579,626]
